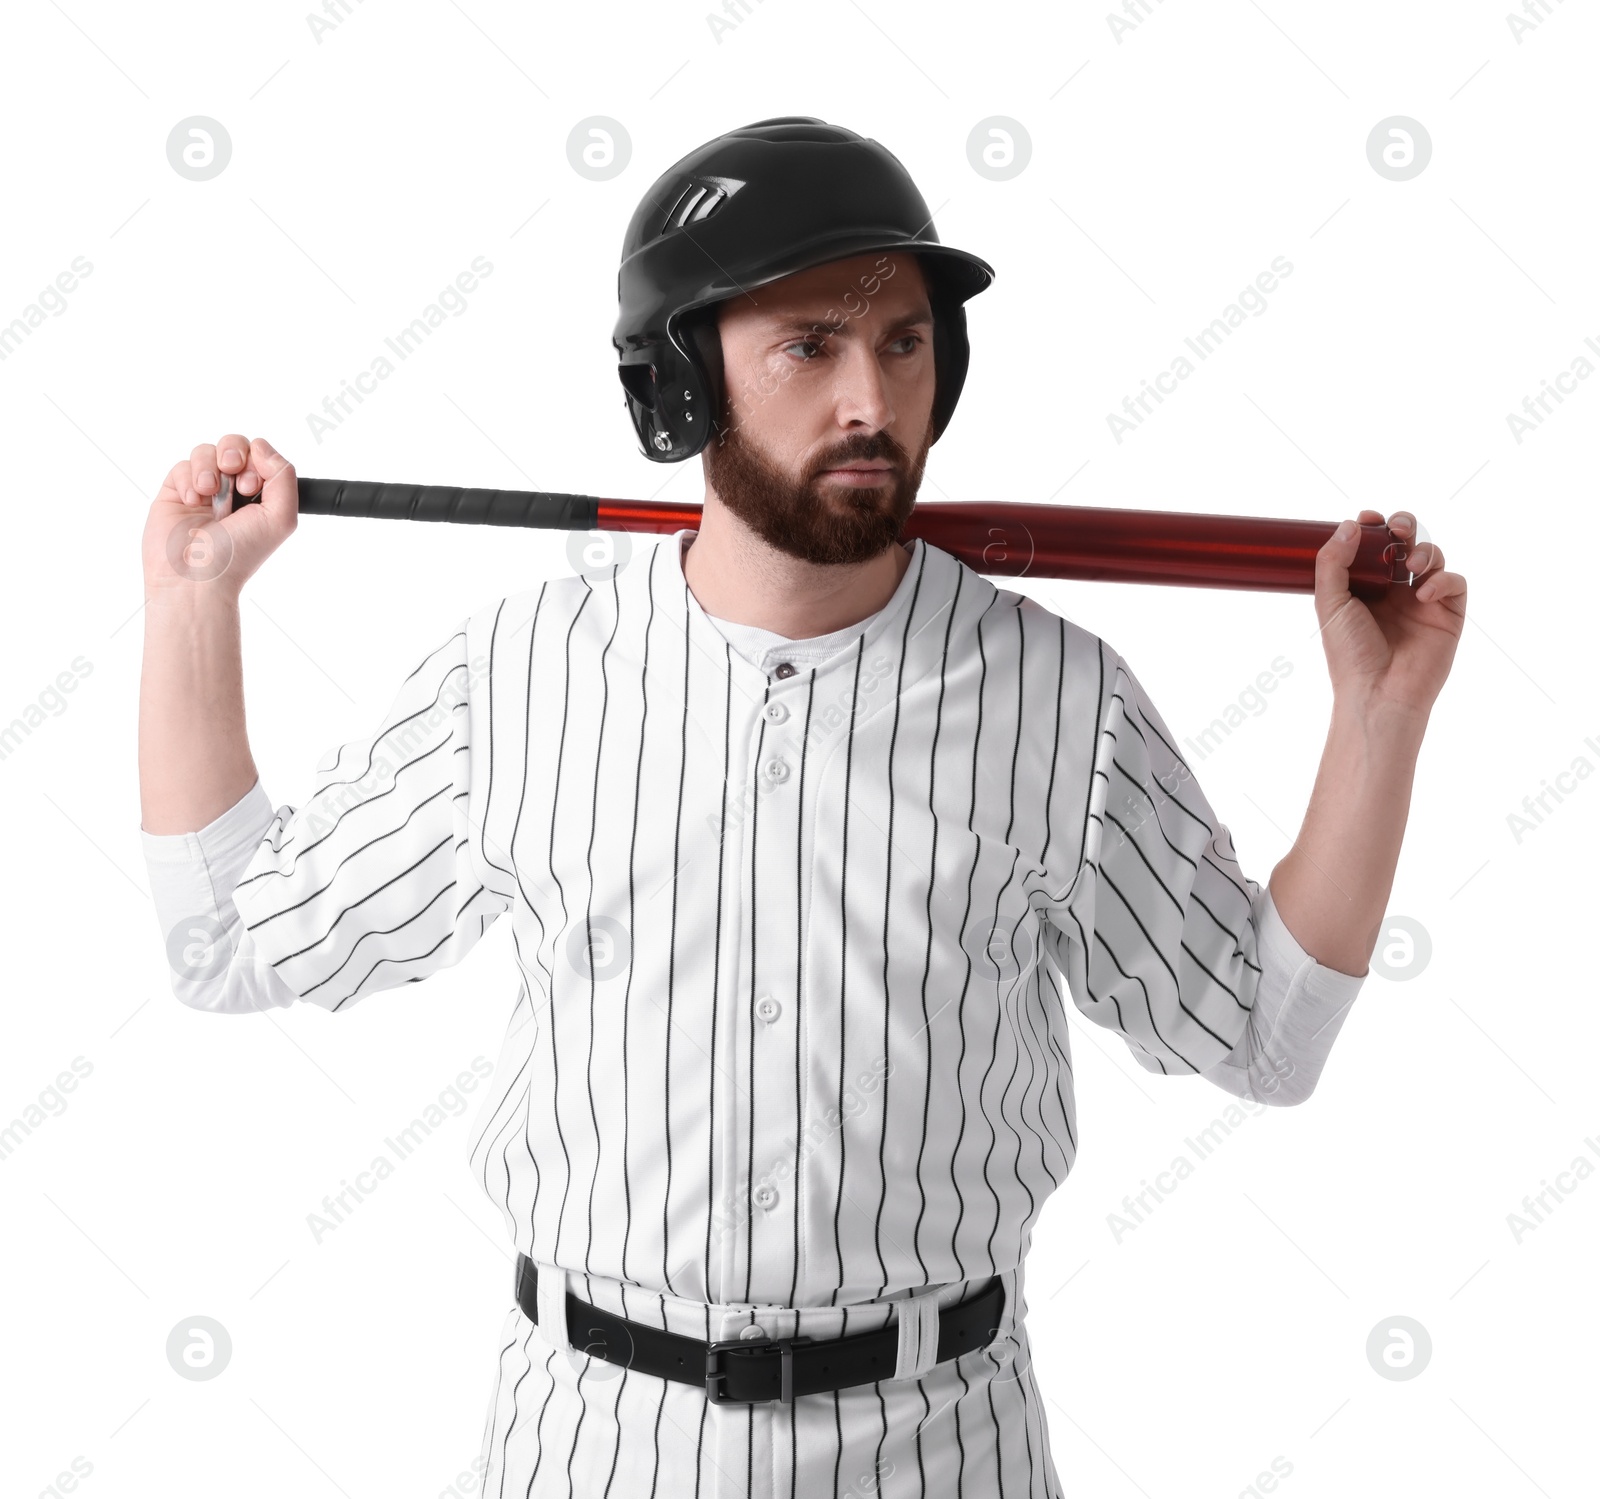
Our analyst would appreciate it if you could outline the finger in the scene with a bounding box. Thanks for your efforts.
[158,458,194,506]
[190,441,219,498]
[249,437,298,526]
[1415,569,1466,606]
[1356,509,1384,525]
[1388,510,1416,537]
[216,435,249,474]
[1313,519,1360,629]
[1322,518,1360,554]
[1407,541,1445,577]
[215,433,258,499]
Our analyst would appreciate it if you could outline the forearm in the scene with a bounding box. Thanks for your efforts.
[138,586,259,835]
[1267,696,1429,978]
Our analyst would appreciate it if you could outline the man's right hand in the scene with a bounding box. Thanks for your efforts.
[142,434,298,598]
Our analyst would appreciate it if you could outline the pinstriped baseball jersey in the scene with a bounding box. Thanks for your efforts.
[144,527,1365,1497]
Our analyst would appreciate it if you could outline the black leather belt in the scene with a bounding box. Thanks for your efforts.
[514,1253,1005,1405]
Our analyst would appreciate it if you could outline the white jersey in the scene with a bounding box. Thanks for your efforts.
[141,529,1363,1498]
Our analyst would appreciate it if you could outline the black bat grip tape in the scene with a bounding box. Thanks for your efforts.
[270,478,602,531]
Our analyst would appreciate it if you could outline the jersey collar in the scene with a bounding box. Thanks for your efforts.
[664,527,939,697]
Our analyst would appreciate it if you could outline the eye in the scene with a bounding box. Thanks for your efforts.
[782,338,824,361]
[889,334,923,355]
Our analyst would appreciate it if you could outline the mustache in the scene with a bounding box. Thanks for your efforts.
[809,436,909,474]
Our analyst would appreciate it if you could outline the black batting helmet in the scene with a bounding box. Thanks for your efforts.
[611,116,994,463]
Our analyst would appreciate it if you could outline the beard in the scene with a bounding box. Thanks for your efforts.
[701,408,935,567]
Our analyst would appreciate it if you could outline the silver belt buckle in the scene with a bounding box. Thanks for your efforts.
[704,1333,814,1405]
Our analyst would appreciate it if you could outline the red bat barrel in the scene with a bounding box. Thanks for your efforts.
[896,501,1404,598]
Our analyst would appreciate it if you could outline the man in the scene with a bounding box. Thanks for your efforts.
[139,118,1464,1497]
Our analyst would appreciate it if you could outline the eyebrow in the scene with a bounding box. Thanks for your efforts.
[766,306,934,338]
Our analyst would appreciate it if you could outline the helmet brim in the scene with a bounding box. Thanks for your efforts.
[660,235,993,345]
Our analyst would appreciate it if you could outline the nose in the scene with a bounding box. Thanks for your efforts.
[829,338,896,432]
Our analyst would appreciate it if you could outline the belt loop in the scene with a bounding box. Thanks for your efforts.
[893,1285,946,1381]
[535,1261,575,1356]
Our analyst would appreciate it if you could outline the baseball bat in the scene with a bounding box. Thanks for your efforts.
[241,478,1410,601]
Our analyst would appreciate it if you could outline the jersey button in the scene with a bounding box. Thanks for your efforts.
[756,995,781,1023]
[762,701,789,724]
[764,757,790,784]
[773,661,797,679]
[753,1184,778,1210]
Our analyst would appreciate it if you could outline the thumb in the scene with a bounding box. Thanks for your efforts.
[1313,518,1361,634]
[248,437,299,530]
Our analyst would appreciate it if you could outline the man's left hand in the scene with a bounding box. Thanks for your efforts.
[1314,508,1467,718]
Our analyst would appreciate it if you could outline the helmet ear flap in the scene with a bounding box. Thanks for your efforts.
[909,254,972,447]
[618,327,719,460]
[928,295,960,441]
[682,309,727,446]
[927,291,969,446]
[617,361,656,409]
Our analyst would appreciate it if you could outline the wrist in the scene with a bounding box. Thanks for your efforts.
[1332,686,1430,745]
[143,577,243,614]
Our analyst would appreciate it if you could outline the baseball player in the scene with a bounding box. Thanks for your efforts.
[139,118,1464,1498]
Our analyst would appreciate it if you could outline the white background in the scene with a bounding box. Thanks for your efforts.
[1,0,1595,1495]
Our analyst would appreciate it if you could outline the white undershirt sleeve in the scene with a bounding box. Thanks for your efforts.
[141,777,303,1013]
[1196,881,1365,1106]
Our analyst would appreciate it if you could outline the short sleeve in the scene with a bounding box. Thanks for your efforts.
[229,619,510,1013]
[1038,648,1264,1075]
